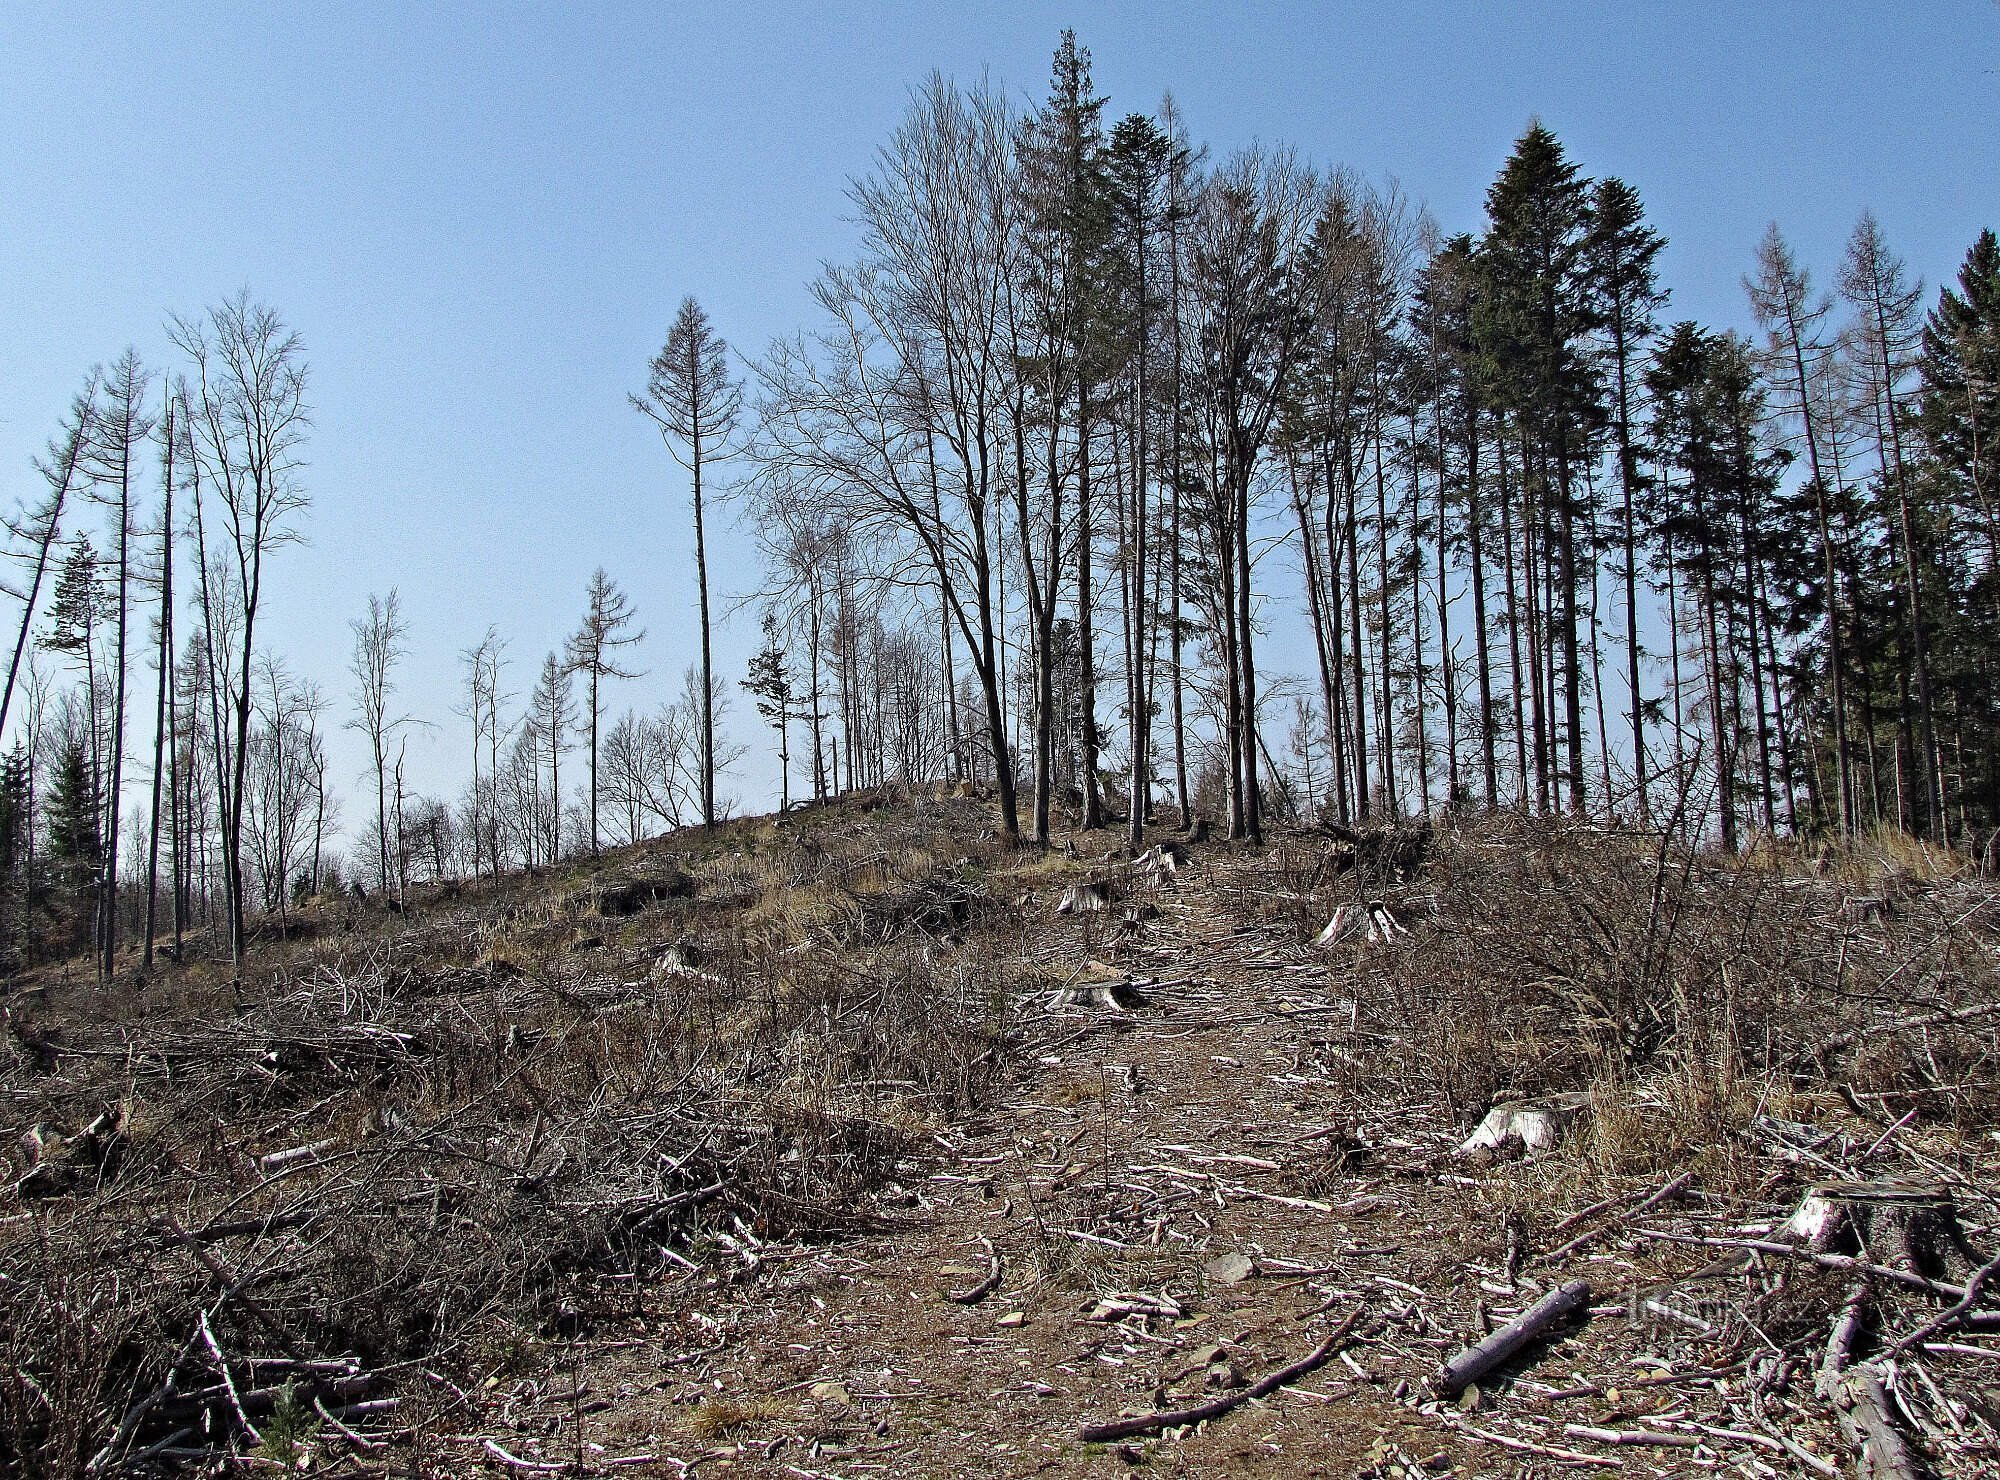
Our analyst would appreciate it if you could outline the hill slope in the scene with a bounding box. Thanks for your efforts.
[5,797,1999,1476]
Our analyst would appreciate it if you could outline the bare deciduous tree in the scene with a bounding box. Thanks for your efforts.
[348,590,412,895]
[566,569,644,854]
[171,293,310,967]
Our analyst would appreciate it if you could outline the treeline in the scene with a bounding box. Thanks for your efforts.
[744,33,1999,856]
[4,33,1998,975]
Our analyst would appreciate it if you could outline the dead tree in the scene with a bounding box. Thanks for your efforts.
[635,297,741,834]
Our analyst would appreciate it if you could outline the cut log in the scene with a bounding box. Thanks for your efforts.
[1435,1279,1592,1397]
[1457,1094,1590,1160]
[1786,1181,1976,1280]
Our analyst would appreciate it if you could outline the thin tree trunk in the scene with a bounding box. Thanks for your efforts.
[144,403,174,971]
[692,418,714,831]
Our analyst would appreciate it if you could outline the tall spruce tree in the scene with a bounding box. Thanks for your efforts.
[1475,124,1606,810]
[1586,178,1666,816]
[635,297,741,833]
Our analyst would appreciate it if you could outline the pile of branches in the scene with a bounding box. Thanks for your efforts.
[0,869,1022,1474]
[1237,812,2000,1472]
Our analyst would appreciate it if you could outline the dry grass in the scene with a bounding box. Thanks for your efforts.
[0,794,1028,1475]
[685,1395,783,1441]
[1240,810,2000,1196]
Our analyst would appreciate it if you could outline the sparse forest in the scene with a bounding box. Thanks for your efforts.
[4,37,1997,977]
[4,26,1999,1480]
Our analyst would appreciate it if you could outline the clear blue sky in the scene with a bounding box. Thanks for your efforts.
[2,2,1995,845]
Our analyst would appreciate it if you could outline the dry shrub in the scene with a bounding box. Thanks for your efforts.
[0,1260,131,1479]
[0,798,1029,1471]
[1259,811,1999,1145]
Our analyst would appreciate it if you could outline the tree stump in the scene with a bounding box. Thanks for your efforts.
[1057,880,1116,915]
[1051,979,1146,1011]
[1312,901,1409,948]
[1457,1093,1591,1161]
[1786,1181,1977,1280]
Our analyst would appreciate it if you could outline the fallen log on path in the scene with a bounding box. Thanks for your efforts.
[1434,1279,1591,1397]
[1076,1302,1367,1443]
[1819,1283,1923,1480]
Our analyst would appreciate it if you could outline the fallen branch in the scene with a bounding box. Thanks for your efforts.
[1811,999,2000,1065]
[1543,1172,1695,1262]
[1880,1247,2000,1359]
[946,1238,1002,1305]
[481,1437,570,1472]
[1075,1302,1366,1442]
[1634,1229,1967,1299]
[1562,1423,1701,1449]
[1435,1279,1592,1397]
[1452,1420,1622,1468]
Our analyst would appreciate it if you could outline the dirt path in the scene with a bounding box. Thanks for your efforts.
[533,857,1596,1478]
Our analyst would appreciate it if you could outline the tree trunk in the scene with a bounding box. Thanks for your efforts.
[692,419,714,832]
[144,403,174,971]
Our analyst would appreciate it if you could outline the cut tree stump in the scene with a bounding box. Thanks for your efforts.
[1312,901,1409,948]
[17,1103,125,1200]
[1786,1181,1977,1279]
[1051,977,1146,1012]
[1456,1094,1591,1160]
[1057,880,1116,915]
[581,872,693,918]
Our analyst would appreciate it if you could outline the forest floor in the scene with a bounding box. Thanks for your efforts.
[6,793,2000,1477]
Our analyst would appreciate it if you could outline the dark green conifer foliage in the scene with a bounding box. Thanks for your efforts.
[1587,177,1667,813]
[44,734,102,952]
[1475,123,1607,810]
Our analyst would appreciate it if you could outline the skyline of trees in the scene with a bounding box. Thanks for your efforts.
[3,34,1997,973]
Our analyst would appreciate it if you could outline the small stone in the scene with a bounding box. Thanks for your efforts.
[1204,1359,1247,1391]
[997,1310,1027,1327]
[1205,1252,1255,1285]
[810,1380,851,1406]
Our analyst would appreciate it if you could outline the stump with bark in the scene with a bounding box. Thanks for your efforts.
[1057,880,1116,915]
[1787,1181,1977,1279]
